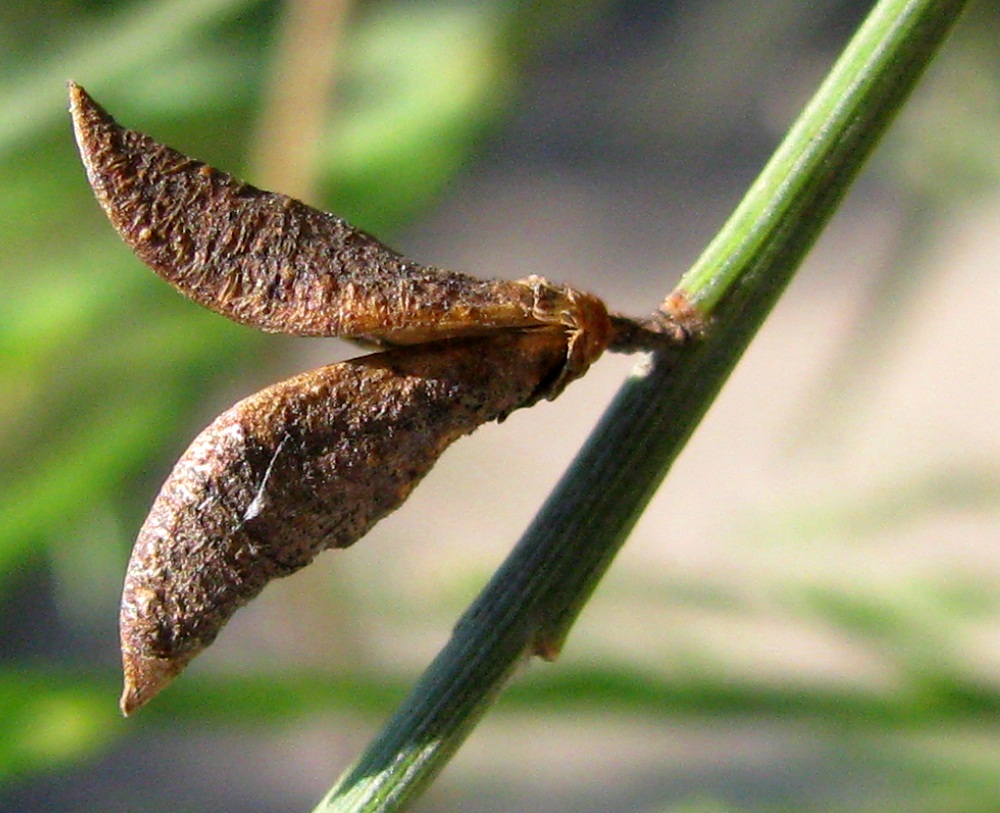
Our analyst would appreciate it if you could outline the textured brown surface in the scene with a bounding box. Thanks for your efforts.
[119,332,569,714]
[68,82,612,387]
[67,82,622,714]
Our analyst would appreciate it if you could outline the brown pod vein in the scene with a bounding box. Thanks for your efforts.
[119,331,567,715]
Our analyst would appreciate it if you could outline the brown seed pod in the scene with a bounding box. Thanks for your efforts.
[120,331,569,715]
[68,82,611,393]
[68,84,699,716]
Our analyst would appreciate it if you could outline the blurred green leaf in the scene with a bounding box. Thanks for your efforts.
[0,671,118,784]
[318,2,518,231]
[0,0,262,155]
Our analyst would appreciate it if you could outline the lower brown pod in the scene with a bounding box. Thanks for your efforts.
[119,330,567,715]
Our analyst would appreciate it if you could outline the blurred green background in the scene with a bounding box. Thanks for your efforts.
[2,1,999,811]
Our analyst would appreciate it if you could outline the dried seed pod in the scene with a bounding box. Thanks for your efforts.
[120,331,567,715]
[67,84,636,715]
[68,82,611,393]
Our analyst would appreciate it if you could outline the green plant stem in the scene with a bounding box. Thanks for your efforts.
[313,1,969,811]
[677,0,966,315]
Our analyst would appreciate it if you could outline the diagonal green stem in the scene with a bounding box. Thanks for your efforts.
[313,1,969,810]
[677,0,966,316]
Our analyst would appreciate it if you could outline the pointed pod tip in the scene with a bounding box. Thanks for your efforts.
[120,651,184,717]
[67,82,117,156]
[67,80,89,120]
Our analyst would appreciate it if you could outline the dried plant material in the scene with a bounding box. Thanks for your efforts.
[120,331,568,715]
[68,83,697,715]
[68,82,611,393]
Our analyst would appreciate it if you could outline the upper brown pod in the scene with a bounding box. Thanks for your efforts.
[68,82,611,394]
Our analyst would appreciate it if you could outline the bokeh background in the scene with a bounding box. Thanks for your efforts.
[3,1,999,811]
